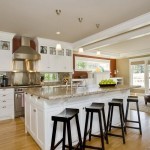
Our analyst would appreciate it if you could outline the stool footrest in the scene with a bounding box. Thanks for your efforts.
[53,138,63,149]
[84,145,102,150]
[107,133,124,138]
[111,125,125,129]
[91,133,101,138]
[65,145,80,150]
[126,120,139,123]
[126,126,141,129]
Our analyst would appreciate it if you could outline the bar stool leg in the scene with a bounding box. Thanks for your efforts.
[119,106,125,144]
[136,102,142,135]
[106,105,111,132]
[51,121,57,150]
[109,105,114,132]
[75,114,82,149]
[62,122,66,150]
[67,120,72,150]
[83,111,89,150]
[98,111,105,150]
[121,105,126,134]
[89,112,93,141]
[102,108,109,144]
[125,102,129,122]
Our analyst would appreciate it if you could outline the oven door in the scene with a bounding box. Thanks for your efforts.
[14,92,24,117]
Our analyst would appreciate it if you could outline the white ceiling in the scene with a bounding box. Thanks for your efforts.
[0,0,150,58]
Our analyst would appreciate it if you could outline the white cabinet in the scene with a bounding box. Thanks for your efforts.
[0,32,15,71]
[38,49,73,72]
[0,51,12,71]
[25,94,45,148]
[0,88,14,120]
[35,38,73,72]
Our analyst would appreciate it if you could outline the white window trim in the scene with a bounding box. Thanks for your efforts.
[75,56,110,72]
[129,56,150,93]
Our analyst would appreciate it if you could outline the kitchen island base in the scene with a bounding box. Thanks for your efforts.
[25,87,130,150]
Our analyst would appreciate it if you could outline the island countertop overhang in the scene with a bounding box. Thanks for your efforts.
[24,85,139,100]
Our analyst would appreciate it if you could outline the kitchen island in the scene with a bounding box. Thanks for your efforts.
[24,85,133,150]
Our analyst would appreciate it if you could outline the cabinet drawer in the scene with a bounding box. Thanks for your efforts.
[0,88,14,94]
[0,105,14,117]
[0,99,14,106]
[0,92,14,100]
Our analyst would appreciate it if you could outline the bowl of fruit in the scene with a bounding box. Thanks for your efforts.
[99,79,116,87]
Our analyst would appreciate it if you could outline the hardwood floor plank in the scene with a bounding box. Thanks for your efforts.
[0,110,150,150]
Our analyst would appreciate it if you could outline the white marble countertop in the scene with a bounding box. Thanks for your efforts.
[24,84,138,100]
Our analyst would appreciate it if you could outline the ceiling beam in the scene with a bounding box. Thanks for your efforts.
[82,25,150,51]
[73,12,150,49]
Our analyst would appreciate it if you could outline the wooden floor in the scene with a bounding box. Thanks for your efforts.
[0,110,150,150]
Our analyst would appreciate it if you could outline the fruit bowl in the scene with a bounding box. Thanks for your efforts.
[99,84,116,87]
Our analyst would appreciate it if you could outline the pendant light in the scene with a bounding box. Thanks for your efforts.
[56,9,62,51]
[78,18,84,53]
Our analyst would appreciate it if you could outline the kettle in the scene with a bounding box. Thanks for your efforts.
[1,75,8,87]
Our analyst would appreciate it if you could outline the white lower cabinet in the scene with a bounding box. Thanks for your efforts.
[0,88,14,120]
[25,94,45,149]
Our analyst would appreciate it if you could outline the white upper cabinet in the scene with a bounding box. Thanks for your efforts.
[0,32,15,71]
[35,38,73,72]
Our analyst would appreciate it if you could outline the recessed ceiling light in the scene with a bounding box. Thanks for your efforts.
[56,31,60,35]
[78,47,84,53]
[96,51,101,55]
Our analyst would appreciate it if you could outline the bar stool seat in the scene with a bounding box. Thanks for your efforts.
[83,103,108,150]
[51,108,82,150]
[125,96,142,134]
[107,98,126,144]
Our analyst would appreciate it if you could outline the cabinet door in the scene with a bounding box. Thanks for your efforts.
[37,108,44,147]
[65,56,73,72]
[48,55,57,72]
[25,94,31,130]
[0,51,12,71]
[56,55,66,72]
[38,54,49,72]
[30,104,37,138]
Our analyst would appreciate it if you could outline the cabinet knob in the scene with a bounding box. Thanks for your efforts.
[3,95,6,97]
[2,106,6,108]
[2,100,6,102]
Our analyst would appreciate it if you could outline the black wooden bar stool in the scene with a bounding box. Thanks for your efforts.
[125,96,142,134]
[107,99,126,144]
[83,103,108,150]
[50,108,82,150]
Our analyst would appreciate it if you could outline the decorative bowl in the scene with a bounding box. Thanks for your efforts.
[99,84,116,87]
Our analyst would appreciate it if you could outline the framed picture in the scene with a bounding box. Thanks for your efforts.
[40,46,47,54]
[0,41,10,50]
[49,47,56,55]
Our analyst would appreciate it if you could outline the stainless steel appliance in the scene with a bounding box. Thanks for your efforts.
[13,37,41,60]
[12,36,42,117]
[14,88,25,117]
[14,85,42,117]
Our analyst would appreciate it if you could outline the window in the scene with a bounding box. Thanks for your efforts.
[131,64,145,87]
[43,73,58,82]
[75,57,110,72]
